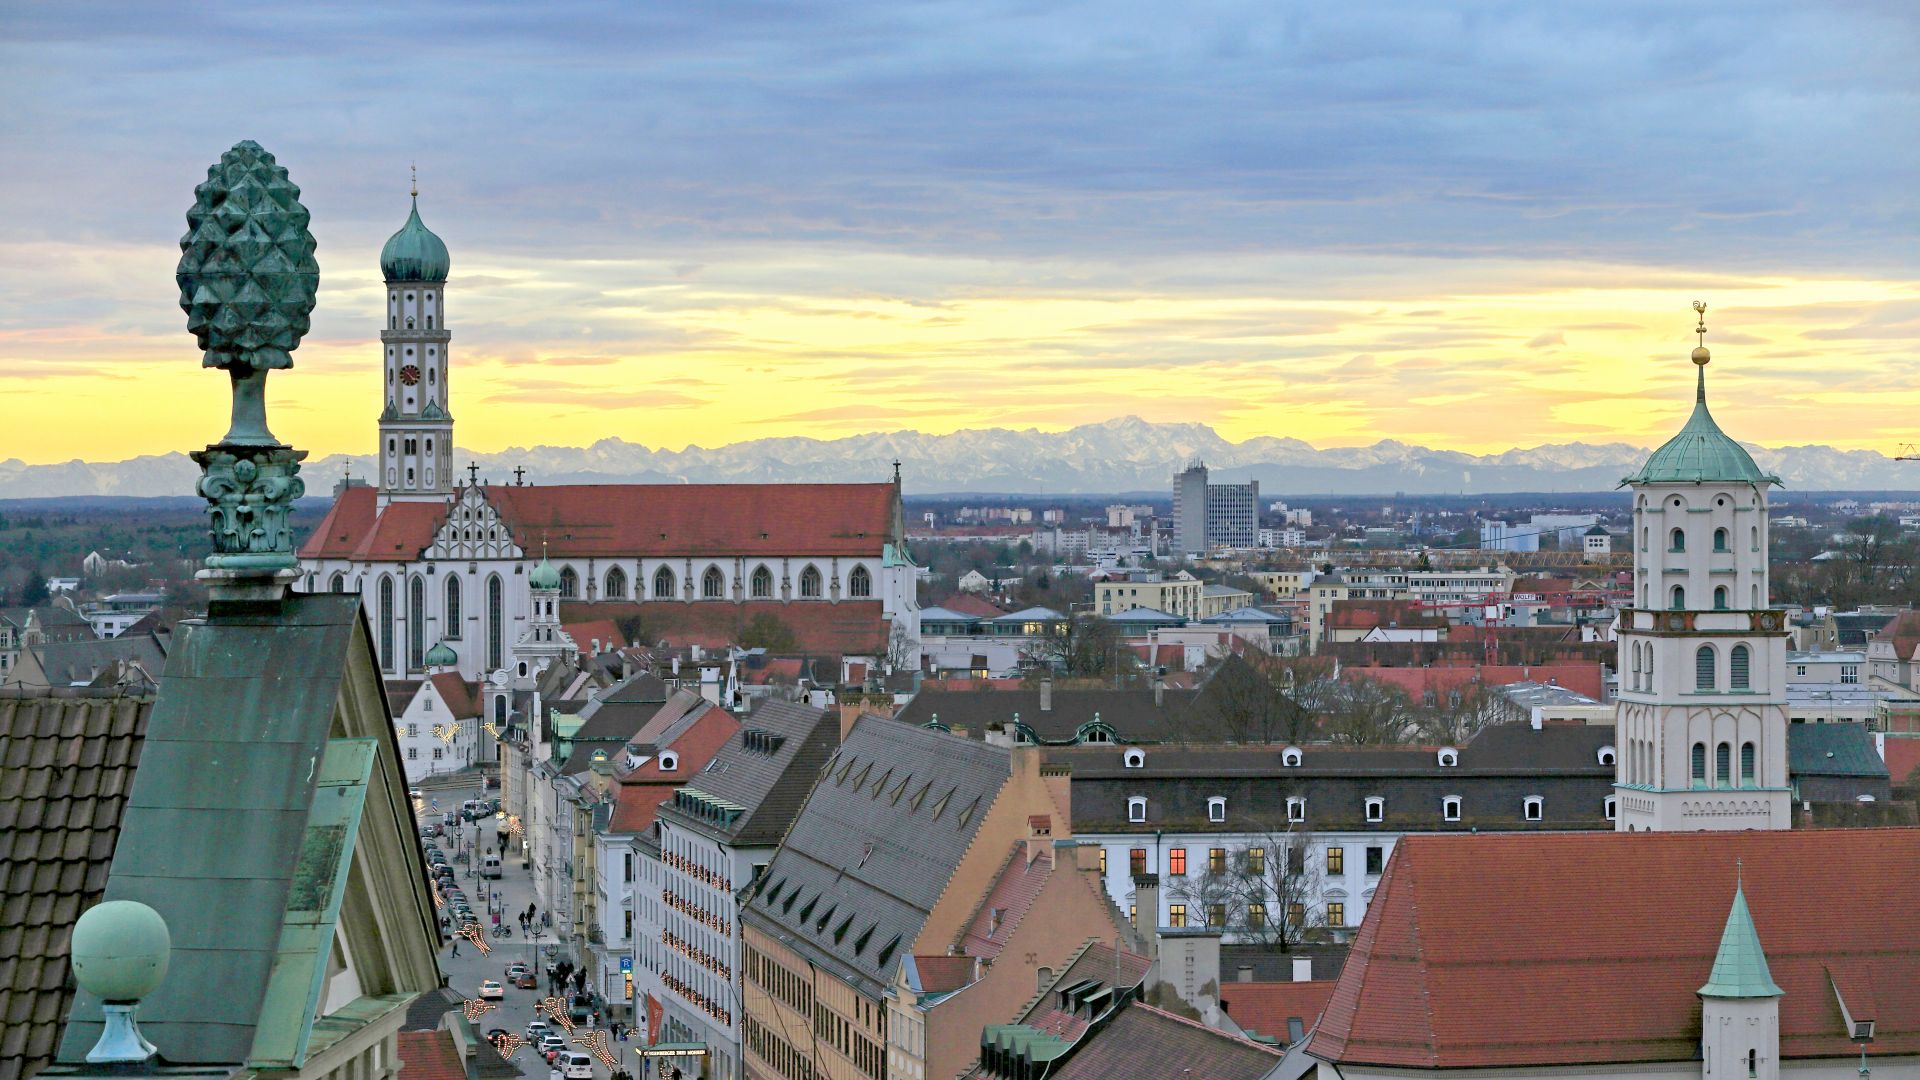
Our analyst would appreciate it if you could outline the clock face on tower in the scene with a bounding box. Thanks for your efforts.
[399,364,422,386]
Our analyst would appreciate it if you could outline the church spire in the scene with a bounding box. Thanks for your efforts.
[1698,880,1783,998]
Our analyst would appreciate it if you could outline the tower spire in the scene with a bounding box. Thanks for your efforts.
[410,161,417,199]
[1692,299,1710,403]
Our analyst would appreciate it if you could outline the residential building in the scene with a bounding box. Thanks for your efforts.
[386,666,484,782]
[1173,462,1260,554]
[80,592,164,639]
[1305,829,1920,1078]
[634,701,839,1080]
[917,605,1068,678]
[1200,583,1256,618]
[1095,573,1203,620]
[1582,523,1612,555]
[740,717,1126,1080]
[1613,332,1789,832]
[1050,722,1619,937]
[1866,611,1920,687]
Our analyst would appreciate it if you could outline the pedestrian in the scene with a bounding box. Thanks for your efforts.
[451,940,459,958]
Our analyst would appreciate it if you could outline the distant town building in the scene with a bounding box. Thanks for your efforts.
[1173,462,1259,554]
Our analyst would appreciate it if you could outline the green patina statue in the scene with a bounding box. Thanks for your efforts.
[178,141,319,571]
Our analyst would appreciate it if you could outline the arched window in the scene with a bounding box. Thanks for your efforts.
[378,575,395,669]
[653,566,675,599]
[1730,644,1750,689]
[408,576,426,671]
[1740,741,1757,786]
[443,574,462,639]
[1207,796,1227,823]
[1641,526,1648,551]
[1715,742,1732,787]
[558,567,578,599]
[329,572,345,594]
[799,565,822,599]
[1695,645,1715,691]
[1123,748,1146,768]
[1442,796,1461,821]
[486,575,504,672]
[1751,525,1758,550]
[493,696,506,724]
[1604,795,1617,821]
[702,566,725,599]
[1691,742,1707,786]
[1669,527,1685,552]
[1752,583,1761,607]
[605,567,627,600]
[751,565,773,599]
[1522,796,1543,821]
[1671,585,1686,610]
[1127,796,1147,823]
[848,565,872,598]
[1713,527,1729,552]
[1714,585,1729,610]
[1364,797,1385,823]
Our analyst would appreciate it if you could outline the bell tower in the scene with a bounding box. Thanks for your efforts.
[376,168,453,506]
[1614,304,1791,832]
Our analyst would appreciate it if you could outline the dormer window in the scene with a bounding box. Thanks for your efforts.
[1442,796,1461,822]
[1437,748,1458,767]
[1598,745,1617,767]
[1127,796,1147,823]
[1523,796,1544,821]
[660,750,679,772]
[1282,747,1303,767]
[1364,797,1385,823]
[1604,795,1617,821]
[1123,748,1145,769]
[1207,796,1226,823]
[1286,796,1305,823]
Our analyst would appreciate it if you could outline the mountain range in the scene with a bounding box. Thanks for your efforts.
[4,417,1917,499]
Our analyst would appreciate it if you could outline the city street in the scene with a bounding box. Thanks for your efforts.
[420,780,639,1080]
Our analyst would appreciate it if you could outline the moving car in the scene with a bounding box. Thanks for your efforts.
[558,1052,594,1079]
[525,1020,551,1043]
[512,970,537,989]
[480,854,502,879]
[539,1034,567,1061]
[477,979,504,1000]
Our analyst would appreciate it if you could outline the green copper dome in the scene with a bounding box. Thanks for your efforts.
[380,197,450,282]
[1622,364,1779,487]
[424,640,458,667]
[529,557,562,590]
[1698,883,1783,998]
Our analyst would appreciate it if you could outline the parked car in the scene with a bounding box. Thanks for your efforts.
[525,1020,551,1043]
[539,1034,567,1060]
[558,1052,594,1079]
[478,979,505,1000]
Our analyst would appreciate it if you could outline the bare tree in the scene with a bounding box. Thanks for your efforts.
[1407,680,1503,745]
[1320,676,1412,745]
[1187,653,1317,744]
[1165,824,1323,951]
[1023,613,1133,679]
[884,622,916,674]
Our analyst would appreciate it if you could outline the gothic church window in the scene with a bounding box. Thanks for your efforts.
[703,567,724,599]
[329,572,344,594]
[378,576,395,670]
[444,575,462,639]
[558,567,578,599]
[408,576,426,670]
[605,567,627,599]
[751,565,773,599]
[654,567,676,599]
[848,565,871,598]
[800,565,822,599]
[486,575,504,672]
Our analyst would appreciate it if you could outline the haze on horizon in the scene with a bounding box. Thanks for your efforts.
[3,2,1918,467]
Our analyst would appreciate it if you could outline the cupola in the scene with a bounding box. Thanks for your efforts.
[1621,302,1780,487]
[379,196,450,282]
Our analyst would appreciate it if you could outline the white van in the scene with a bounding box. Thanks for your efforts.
[558,1052,594,1080]
[462,799,490,820]
[480,854,502,879]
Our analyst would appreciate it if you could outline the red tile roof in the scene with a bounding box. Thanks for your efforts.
[1342,661,1605,701]
[913,955,977,994]
[427,673,481,719]
[1327,599,1448,632]
[563,600,888,657]
[1220,980,1337,1044]
[744,658,806,685]
[299,481,898,562]
[1308,829,1920,1070]
[959,849,1053,960]
[938,595,1008,619]
[562,619,627,655]
[1884,736,1920,785]
[607,703,740,833]
[396,1030,466,1080]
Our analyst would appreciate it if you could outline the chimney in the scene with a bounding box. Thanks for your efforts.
[1237,965,1254,983]
[1131,873,1160,960]
[838,702,865,743]
[1292,956,1312,982]
[1153,675,1165,707]
[1040,677,1053,712]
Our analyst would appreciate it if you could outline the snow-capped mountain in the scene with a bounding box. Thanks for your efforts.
[2,417,1915,498]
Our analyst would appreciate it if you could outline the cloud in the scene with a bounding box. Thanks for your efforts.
[1526,332,1565,349]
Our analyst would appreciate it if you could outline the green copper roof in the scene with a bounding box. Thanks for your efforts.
[424,640,458,667]
[379,197,450,282]
[1698,883,1783,998]
[529,556,562,590]
[1623,365,1780,486]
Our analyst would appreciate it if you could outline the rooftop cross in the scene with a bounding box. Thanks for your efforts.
[468,460,480,485]
[514,466,526,485]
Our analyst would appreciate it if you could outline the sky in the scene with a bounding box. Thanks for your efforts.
[3,1,1919,465]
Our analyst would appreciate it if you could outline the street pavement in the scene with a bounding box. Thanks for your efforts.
[422,782,641,1080]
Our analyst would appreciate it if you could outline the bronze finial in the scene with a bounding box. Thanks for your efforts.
[411,161,418,199]
[1691,300,1711,368]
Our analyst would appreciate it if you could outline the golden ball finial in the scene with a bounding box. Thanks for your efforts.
[1691,299,1709,364]
[1692,345,1711,365]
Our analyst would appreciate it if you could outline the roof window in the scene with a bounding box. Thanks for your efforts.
[1123,748,1145,768]
[1437,748,1458,767]
[1282,747,1303,767]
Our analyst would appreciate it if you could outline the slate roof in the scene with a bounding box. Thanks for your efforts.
[300,481,898,561]
[1786,723,1888,778]
[744,718,1011,997]
[0,690,151,1080]
[1307,829,1920,1069]
[28,632,168,688]
[1051,723,1617,832]
[662,700,838,847]
[959,938,1155,1079]
[1046,1003,1282,1080]
[892,687,1198,744]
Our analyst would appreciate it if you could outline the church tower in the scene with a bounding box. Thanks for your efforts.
[1614,304,1791,832]
[376,173,453,505]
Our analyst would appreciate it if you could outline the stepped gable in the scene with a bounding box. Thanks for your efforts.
[1308,829,1920,1069]
[0,690,151,1080]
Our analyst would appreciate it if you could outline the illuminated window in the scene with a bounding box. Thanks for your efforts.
[1167,904,1187,928]
[1326,847,1344,875]
[1326,902,1345,928]
[1167,848,1186,876]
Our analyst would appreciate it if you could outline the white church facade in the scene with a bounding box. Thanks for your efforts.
[296,192,920,685]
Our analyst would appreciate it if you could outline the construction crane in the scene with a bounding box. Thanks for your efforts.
[1898,443,1920,461]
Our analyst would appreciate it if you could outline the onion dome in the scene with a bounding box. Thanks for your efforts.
[379,196,450,282]
[529,555,562,591]
[425,641,458,668]
[1622,304,1780,487]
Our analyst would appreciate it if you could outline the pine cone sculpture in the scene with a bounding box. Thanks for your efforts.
[176,140,319,371]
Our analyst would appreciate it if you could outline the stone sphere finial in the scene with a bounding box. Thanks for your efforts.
[177,140,319,374]
[72,899,171,1003]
